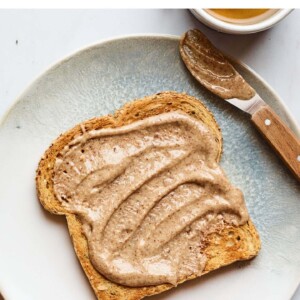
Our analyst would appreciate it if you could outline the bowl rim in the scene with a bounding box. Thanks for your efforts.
[191,9,293,34]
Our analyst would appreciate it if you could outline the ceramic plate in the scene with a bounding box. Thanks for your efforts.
[0,35,299,300]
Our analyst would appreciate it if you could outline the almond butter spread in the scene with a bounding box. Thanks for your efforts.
[180,29,255,100]
[53,112,249,287]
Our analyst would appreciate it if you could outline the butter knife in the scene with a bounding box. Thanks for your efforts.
[180,29,300,181]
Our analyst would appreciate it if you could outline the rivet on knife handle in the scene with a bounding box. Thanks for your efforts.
[252,105,300,181]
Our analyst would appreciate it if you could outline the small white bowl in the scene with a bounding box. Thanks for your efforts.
[190,9,293,34]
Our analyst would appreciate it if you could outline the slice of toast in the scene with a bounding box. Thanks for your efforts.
[36,91,260,300]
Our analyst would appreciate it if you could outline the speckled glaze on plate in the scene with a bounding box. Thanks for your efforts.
[0,35,299,300]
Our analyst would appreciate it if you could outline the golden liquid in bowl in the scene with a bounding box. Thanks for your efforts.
[206,9,276,25]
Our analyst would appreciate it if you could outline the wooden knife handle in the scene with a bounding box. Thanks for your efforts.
[251,105,300,182]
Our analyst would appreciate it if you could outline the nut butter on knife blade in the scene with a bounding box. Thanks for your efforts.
[180,29,300,181]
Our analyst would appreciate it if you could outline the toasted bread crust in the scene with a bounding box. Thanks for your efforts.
[36,91,260,300]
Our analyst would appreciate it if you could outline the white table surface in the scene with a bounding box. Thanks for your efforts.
[0,9,299,300]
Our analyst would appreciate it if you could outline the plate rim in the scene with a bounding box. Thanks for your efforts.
[1,34,300,299]
[0,33,299,137]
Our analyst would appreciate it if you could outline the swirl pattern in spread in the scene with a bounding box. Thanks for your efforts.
[53,112,249,287]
